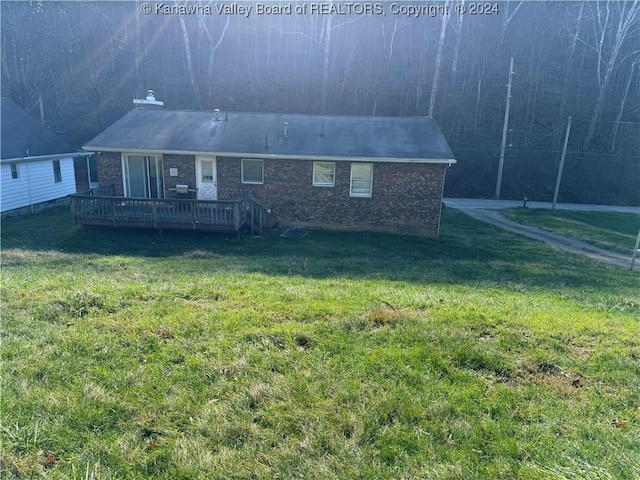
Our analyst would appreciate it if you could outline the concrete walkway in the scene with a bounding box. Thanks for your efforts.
[443,198,639,270]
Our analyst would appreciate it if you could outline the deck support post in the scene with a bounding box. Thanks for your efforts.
[250,203,255,235]
[152,202,158,229]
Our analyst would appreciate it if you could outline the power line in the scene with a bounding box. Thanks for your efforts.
[451,146,639,159]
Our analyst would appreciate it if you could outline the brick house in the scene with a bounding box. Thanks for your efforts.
[81,96,455,237]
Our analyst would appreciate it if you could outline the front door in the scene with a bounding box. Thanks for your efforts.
[196,156,217,200]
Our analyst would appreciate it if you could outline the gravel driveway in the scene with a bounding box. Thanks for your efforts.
[444,198,639,270]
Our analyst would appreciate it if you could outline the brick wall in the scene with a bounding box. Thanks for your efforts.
[96,152,124,196]
[163,154,196,198]
[217,157,448,237]
[97,152,448,237]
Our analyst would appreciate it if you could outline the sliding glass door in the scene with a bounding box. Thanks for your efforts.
[123,155,164,198]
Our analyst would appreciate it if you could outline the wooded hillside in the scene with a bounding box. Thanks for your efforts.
[2,1,638,204]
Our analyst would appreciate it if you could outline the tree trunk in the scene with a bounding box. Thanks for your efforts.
[556,2,584,150]
[320,10,332,113]
[611,62,636,151]
[200,14,230,102]
[428,1,450,117]
[501,0,523,47]
[583,0,640,148]
[473,64,484,130]
[451,2,464,73]
[179,16,202,109]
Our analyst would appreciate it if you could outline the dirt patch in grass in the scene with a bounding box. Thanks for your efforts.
[363,302,417,327]
[182,249,221,259]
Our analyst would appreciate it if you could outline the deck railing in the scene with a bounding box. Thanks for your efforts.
[245,193,268,235]
[68,187,266,235]
[75,184,117,197]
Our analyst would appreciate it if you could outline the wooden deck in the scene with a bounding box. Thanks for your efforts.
[69,186,266,236]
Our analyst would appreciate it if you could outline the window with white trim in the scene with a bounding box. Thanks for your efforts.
[10,163,19,179]
[350,163,373,197]
[53,160,62,183]
[241,159,264,184]
[313,162,335,187]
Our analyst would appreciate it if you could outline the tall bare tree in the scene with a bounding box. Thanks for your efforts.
[501,0,523,47]
[578,0,640,148]
[428,0,451,117]
[611,60,637,151]
[179,16,202,109]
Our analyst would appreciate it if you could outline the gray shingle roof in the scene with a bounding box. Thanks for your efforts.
[1,97,77,160]
[84,109,455,163]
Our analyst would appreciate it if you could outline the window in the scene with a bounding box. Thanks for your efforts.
[350,163,373,197]
[53,160,62,182]
[201,161,214,182]
[123,155,164,198]
[313,162,335,187]
[10,163,19,179]
[242,159,264,184]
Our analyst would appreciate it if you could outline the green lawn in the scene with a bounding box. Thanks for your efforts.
[502,208,640,256]
[2,207,639,479]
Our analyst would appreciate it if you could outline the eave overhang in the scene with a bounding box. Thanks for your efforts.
[2,151,94,164]
[83,147,456,165]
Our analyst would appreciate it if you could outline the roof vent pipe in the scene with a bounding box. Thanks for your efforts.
[284,122,289,137]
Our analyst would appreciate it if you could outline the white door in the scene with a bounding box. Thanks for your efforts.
[196,156,217,200]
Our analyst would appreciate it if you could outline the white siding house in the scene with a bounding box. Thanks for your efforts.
[1,98,91,214]
[1,155,77,212]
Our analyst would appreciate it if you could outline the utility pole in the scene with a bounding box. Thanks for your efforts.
[495,57,514,199]
[631,228,640,271]
[552,116,572,209]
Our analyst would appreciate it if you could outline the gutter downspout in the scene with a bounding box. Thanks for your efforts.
[26,158,34,213]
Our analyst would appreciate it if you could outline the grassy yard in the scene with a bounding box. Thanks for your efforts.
[502,208,640,256]
[1,207,639,479]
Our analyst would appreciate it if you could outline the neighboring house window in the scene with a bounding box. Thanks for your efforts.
[242,159,264,184]
[53,160,62,183]
[350,163,373,197]
[10,163,19,179]
[123,154,164,198]
[313,162,335,187]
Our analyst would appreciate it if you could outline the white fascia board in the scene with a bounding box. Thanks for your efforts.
[1,152,93,164]
[86,147,456,165]
[234,153,458,165]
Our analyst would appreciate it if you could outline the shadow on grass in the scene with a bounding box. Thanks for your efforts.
[1,206,636,291]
